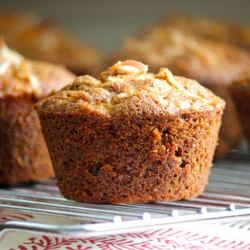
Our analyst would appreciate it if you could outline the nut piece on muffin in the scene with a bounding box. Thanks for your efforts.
[0,12,103,75]
[108,29,250,157]
[230,69,250,146]
[0,40,75,185]
[36,60,225,204]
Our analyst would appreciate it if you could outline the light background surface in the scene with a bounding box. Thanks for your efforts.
[1,0,250,52]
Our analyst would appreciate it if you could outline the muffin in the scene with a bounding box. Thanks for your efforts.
[230,69,250,145]
[36,60,224,204]
[108,30,250,157]
[0,12,103,75]
[158,15,250,50]
[0,40,75,185]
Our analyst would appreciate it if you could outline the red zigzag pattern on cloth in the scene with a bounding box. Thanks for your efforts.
[11,228,250,250]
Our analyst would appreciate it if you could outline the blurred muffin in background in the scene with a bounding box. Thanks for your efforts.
[108,28,250,157]
[143,14,250,50]
[230,69,250,146]
[0,40,75,185]
[0,12,103,75]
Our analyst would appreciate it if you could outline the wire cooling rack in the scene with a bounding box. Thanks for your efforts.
[0,152,249,238]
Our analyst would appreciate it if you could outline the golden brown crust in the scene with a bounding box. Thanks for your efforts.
[0,43,75,185]
[37,60,224,116]
[36,60,224,203]
[39,108,222,204]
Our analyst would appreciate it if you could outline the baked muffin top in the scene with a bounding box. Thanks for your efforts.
[110,29,250,86]
[0,40,75,99]
[36,60,224,116]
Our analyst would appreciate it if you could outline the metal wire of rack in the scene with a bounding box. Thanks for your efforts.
[0,153,249,238]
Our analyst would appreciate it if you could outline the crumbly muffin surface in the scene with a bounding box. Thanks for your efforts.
[37,60,224,115]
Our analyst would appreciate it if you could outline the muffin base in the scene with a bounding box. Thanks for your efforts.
[0,98,54,185]
[39,108,222,204]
